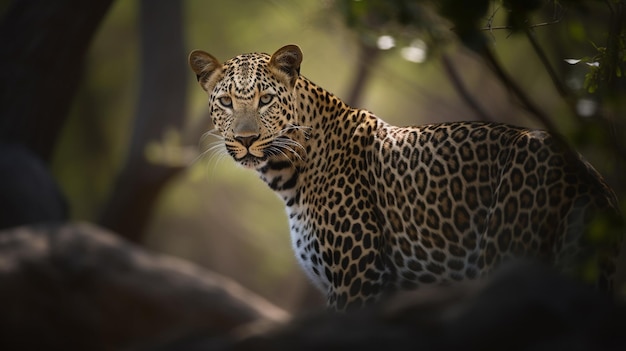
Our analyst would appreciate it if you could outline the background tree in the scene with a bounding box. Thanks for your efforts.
[0,0,113,162]
[99,0,188,242]
[0,0,113,228]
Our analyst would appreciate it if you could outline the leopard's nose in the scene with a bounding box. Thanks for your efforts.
[235,134,260,148]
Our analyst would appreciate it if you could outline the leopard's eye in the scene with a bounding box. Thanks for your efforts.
[259,94,274,107]
[218,96,232,108]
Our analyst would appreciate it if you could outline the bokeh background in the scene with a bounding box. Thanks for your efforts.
[3,0,624,314]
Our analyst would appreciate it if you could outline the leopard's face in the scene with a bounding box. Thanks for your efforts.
[189,46,305,170]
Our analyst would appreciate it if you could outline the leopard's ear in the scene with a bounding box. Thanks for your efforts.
[189,50,222,92]
[269,44,302,88]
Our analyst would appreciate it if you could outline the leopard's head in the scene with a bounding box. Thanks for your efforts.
[189,45,306,169]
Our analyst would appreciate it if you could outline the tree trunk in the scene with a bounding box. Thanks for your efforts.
[99,0,188,242]
[0,0,113,163]
[345,43,380,108]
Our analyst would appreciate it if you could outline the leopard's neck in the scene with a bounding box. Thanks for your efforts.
[257,76,373,207]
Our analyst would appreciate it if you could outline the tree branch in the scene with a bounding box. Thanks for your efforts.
[441,53,493,121]
[480,46,560,133]
[345,43,380,108]
[523,26,570,100]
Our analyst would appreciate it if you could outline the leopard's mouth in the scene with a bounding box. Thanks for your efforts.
[225,138,268,169]
[226,134,302,170]
[233,153,267,169]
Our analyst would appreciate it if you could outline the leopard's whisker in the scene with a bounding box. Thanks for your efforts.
[194,129,232,178]
[274,140,305,162]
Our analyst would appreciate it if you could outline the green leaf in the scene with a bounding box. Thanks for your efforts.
[564,58,582,65]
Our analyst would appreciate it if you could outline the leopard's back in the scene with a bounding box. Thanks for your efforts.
[368,121,620,292]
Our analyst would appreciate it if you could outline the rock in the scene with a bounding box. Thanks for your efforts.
[0,223,288,350]
[0,144,67,230]
[2,223,624,350]
[203,261,626,351]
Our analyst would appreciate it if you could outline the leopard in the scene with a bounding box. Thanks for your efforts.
[189,44,622,311]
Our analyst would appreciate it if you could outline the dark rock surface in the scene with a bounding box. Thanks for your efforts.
[1,222,624,351]
[0,144,67,230]
[0,223,288,350]
[184,261,626,351]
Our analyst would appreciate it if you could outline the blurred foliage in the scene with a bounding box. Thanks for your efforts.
[336,0,625,100]
[337,0,453,49]
[570,35,626,94]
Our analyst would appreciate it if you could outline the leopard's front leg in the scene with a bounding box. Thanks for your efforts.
[324,245,389,311]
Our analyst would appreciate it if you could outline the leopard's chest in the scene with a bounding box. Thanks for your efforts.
[286,206,331,293]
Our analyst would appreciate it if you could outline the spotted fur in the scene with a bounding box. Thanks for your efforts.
[189,45,622,311]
